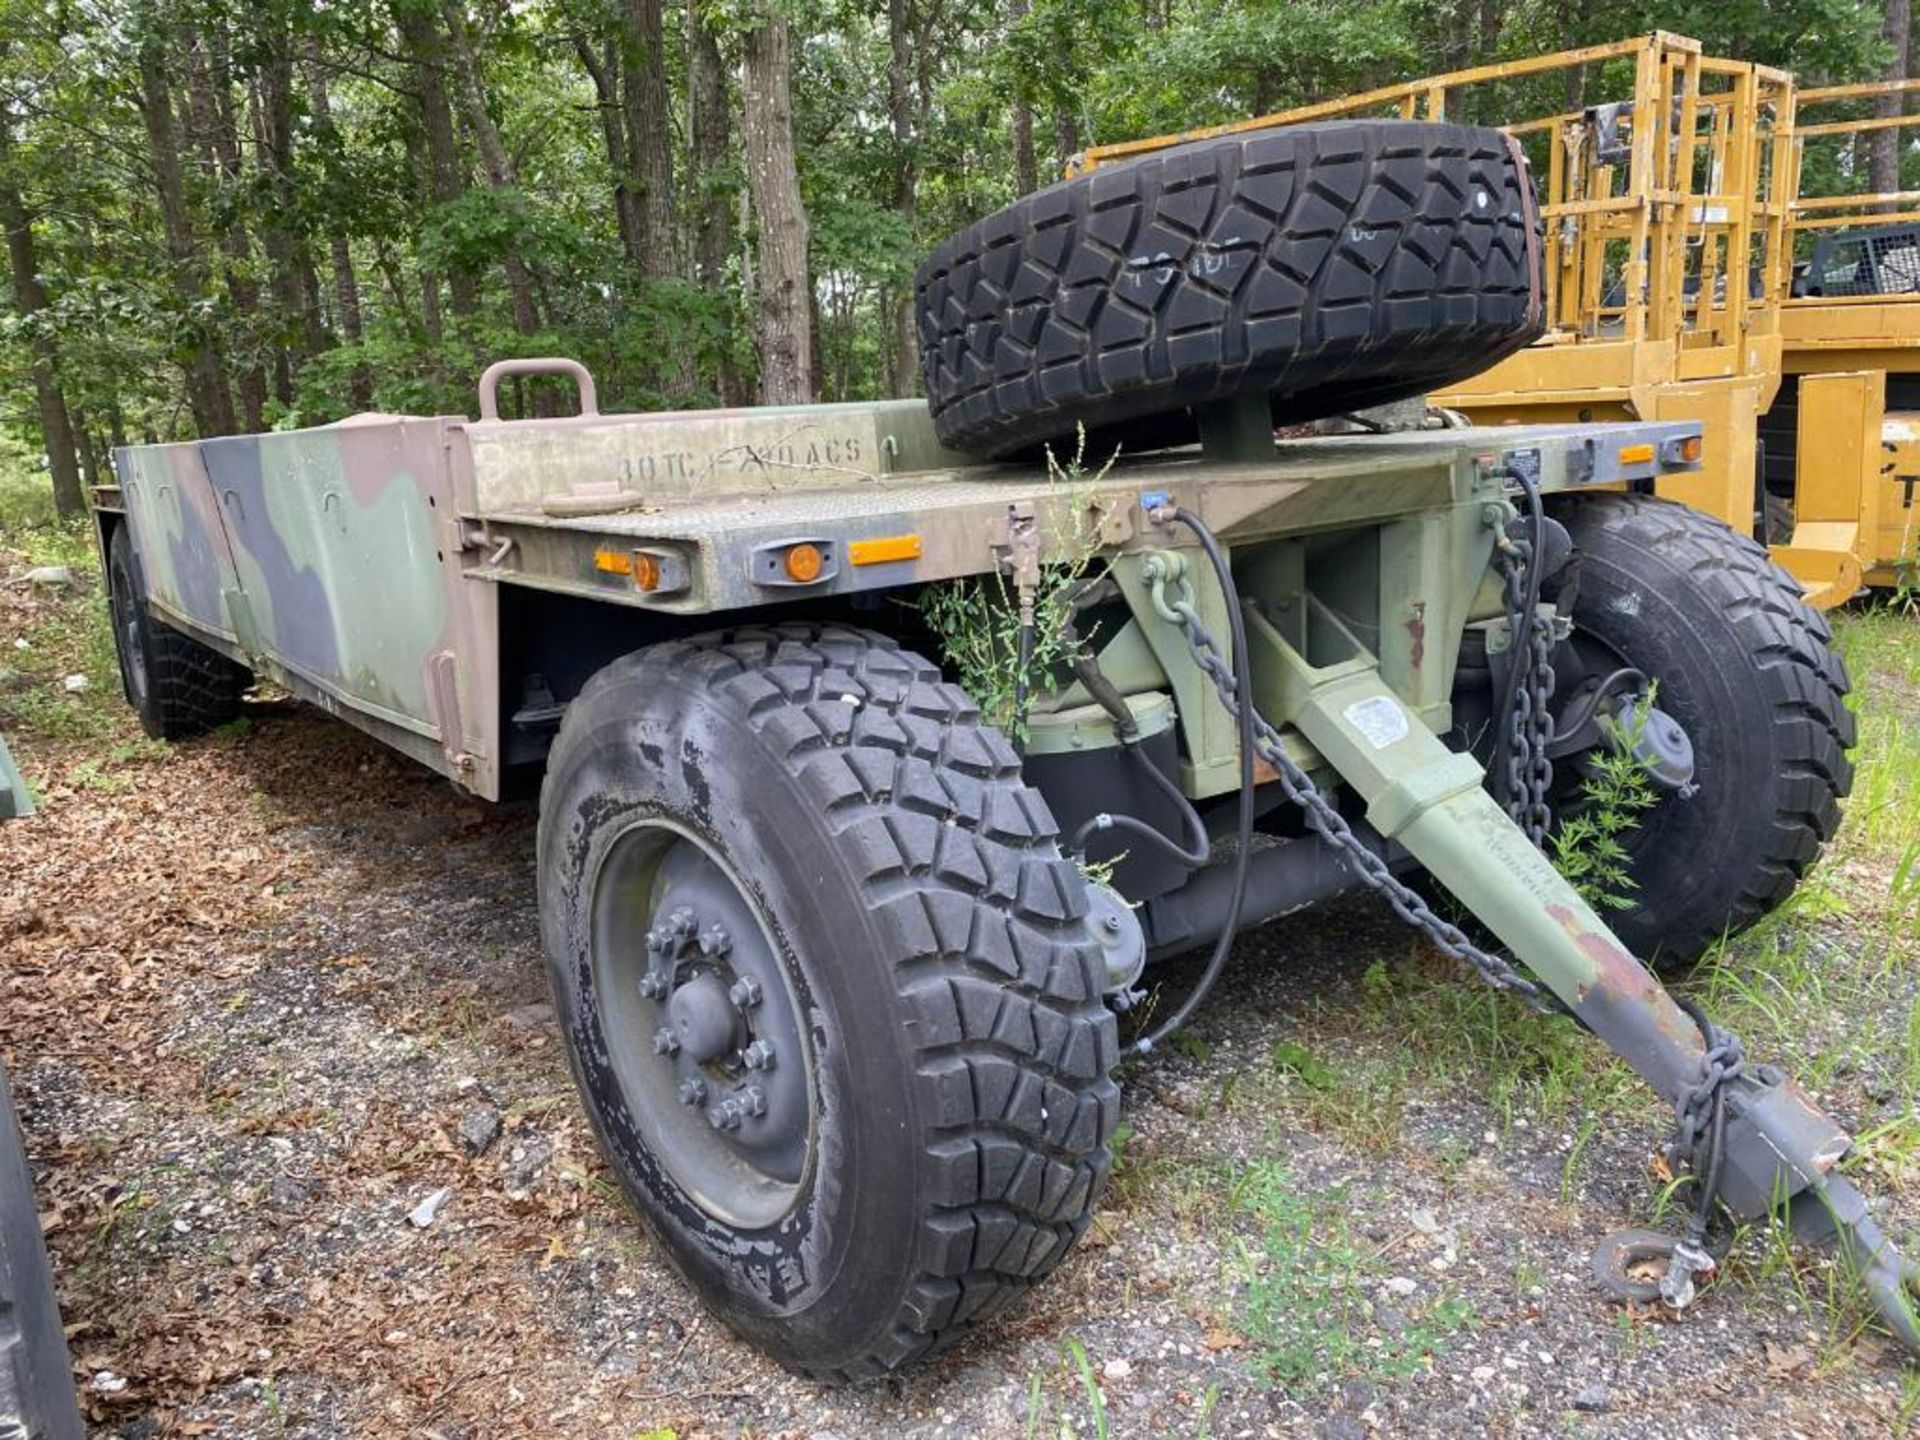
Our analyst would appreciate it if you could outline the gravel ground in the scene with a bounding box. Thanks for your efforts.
[3,562,1918,1438]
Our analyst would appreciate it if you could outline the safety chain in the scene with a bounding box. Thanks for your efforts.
[1491,534,1557,848]
[1669,1025,1747,1177]
[1153,577,1559,1013]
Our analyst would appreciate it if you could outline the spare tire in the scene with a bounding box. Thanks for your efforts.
[916,121,1544,459]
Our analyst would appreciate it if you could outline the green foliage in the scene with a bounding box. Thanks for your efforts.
[918,431,1116,738]
[0,0,1904,514]
[1270,1039,1337,1090]
[1549,693,1663,912]
[1234,1159,1473,1391]
[1059,1336,1110,1440]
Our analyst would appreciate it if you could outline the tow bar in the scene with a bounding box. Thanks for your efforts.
[1141,511,1920,1356]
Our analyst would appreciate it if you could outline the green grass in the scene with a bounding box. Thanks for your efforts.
[0,441,99,573]
[1231,1159,1473,1392]
[1,452,130,753]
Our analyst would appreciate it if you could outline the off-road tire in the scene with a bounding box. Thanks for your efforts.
[917,120,1544,459]
[0,1065,84,1440]
[1550,493,1855,969]
[538,624,1121,1380]
[106,524,249,740]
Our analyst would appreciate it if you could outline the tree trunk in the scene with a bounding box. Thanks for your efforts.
[886,0,921,397]
[74,420,101,497]
[259,43,329,385]
[0,103,84,517]
[441,0,541,338]
[741,6,814,404]
[1008,0,1038,194]
[396,1,478,321]
[689,5,747,404]
[138,39,237,438]
[622,0,676,279]
[1052,103,1078,176]
[1873,0,1911,202]
[573,34,645,268]
[184,31,266,430]
[305,49,374,410]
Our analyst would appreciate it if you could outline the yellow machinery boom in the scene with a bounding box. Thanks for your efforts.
[1078,32,1920,608]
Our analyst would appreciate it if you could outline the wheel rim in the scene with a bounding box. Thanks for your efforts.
[589,819,815,1230]
[109,549,149,710]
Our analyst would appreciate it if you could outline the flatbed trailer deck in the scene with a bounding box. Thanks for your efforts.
[98,385,1696,803]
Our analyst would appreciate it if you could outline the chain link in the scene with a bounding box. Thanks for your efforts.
[1159,591,1559,1012]
[1491,536,1557,848]
[1669,1026,1746,1174]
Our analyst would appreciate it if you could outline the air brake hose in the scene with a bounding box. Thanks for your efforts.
[1131,508,1258,1056]
[1070,742,1212,868]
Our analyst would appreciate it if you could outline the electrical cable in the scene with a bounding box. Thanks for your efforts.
[1069,742,1212,868]
[1132,507,1258,1055]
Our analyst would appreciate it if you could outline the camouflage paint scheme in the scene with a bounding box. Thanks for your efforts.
[111,417,500,796]
[103,387,1702,807]
[116,443,246,644]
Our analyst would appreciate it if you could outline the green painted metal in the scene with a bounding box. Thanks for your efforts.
[1111,550,1242,797]
[1022,691,1175,756]
[98,367,1704,814]
[0,733,32,820]
[1240,596,1708,1101]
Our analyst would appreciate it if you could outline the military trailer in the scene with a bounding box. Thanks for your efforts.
[92,121,1919,1377]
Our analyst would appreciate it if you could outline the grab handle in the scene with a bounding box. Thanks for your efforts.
[476,358,600,422]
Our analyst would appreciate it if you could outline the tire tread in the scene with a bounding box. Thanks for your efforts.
[918,121,1544,457]
[585,623,1119,1380]
[1557,494,1853,964]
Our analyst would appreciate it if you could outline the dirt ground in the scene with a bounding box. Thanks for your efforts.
[4,544,1920,1439]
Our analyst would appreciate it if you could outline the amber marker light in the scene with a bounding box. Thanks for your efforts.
[1617,443,1656,465]
[784,543,825,583]
[848,534,922,566]
[632,552,663,591]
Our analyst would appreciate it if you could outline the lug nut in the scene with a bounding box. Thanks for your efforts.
[740,1086,767,1118]
[652,1027,680,1056]
[741,1039,775,1071]
[644,927,666,954]
[729,976,763,1009]
[639,971,669,999]
[668,907,697,938]
[709,1100,743,1131]
[677,1078,708,1106]
[699,923,732,958]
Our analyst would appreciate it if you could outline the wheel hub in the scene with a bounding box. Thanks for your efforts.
[665,969,739,1062]
[591,827,815,1229]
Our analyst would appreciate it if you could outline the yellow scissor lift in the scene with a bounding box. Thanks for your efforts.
[1775,79,1920,594]
[1078,33,1917,607]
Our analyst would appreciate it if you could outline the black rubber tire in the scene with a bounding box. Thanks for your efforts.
[538,624,1120,1380]
[917,120,1544,459]
[0,1064,85,1440]
[1550,493,1855,969]
[106,524,249,740]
